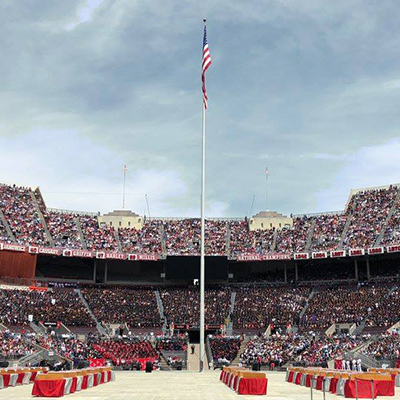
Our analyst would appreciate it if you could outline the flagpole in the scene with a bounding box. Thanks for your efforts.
[199,18,207,373]
[199,75,206,374]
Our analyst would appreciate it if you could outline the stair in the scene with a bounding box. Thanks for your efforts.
[305,220,316,252]
[231,336,250,366]
[114,230,122,252]
[271,229,278,252]
[29,190,54,247]
[159,225,167,257]
[353,319,367,336]
[226,225,231,257]
[75,217,87,250]
[375,187,400,246]
[299,288,315,319]
[0,209,16,242]
[30,321,46,335]
[75,288,108,336]
[155,290,167,334]
[18,343,73,368]
[338,202,357,249]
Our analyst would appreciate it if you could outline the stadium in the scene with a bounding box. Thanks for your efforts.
[3,1,400,399]
[0,182,400,397]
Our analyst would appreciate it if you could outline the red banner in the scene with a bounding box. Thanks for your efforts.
[330,250,346,258]
[367,247,384,255]
[236,253,291,262]
[63,249,93,258]
[1,243,26,252]
[128,253,158,261]
[294,253,309,260]
[349,248,365,257]
[387,245,400,253]
[311,251,327,259]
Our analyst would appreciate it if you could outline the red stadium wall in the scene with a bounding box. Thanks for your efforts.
[0,250,36,280]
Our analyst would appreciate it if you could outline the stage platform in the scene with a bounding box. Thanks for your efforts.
[3,370,400,399]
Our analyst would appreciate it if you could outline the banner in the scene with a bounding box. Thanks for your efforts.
[311,251,327,259]
[294,253,309,260]
[128,253,158,261]
[387,245,400,253]
[349,248,365,257]
[63,249,93,258]
[330,250,346,258]
[1,243,26,252]
[367,247,384,255]
[236,253,291,262]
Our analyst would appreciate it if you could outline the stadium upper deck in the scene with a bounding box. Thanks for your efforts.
[0,182,400,261]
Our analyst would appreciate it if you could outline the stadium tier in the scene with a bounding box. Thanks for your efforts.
[1,182,400,372]
[1,182,400,260]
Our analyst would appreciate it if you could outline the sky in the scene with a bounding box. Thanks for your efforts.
[1,0,400,218]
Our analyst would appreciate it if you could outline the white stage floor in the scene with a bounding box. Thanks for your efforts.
[1,370,399,399]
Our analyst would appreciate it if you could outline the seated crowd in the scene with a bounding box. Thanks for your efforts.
[233,286,309,329]
[82,287,161,328]
[156,335,187,352]
[161,286,231,326]
[209,335,242,365]
[0,288,93,327]
[0,183,400,256]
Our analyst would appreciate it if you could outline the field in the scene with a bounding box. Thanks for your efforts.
[3,371,400,400]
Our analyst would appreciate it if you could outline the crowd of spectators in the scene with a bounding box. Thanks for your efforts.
[233,286,309,329]
[79,215,119,251]
[343,186,398,249]
[36,333,101,363]
[156,335,187,352]
[82,287,161,328]
[0,330,36,360]
[161,286,231,326]
[0,288,94,327]
[44,211,82,249]
[382,198,400,246]
[0,184,48,246]
[209,335,242,364]
[91,337,159,367]
[119,221,162,254]
[362,330,400,360]
[301,284,390,330]
[1,183,400,256]
[310,213,347,251]
[240,333,363,368]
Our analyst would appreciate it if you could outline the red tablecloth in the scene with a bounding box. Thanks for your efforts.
[330,377,338,393]
[82,375,88,390]
[32,380,66,398]
[287,371,294,383]
[237,377,268,395]
[17,372,25,385]
[344,379,378,399]
[295,373,302,385]
[2,374,10,388]
[376,380,395,396]
[316,375,324,390]
[70,377,77,393]
[219,371,225,381]
[31,371,38,382]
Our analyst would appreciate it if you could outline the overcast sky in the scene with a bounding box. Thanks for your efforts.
[1,0,400,217]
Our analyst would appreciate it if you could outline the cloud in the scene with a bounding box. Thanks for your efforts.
[65,0,105,31]
[315,138,400,212]
[0,128,226,217]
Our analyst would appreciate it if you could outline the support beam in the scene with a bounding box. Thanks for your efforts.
[295,262,298,282]
[284,264,287,284]
[104,261,108,283]
[93,260,97,283]
[366,258,370,281]
[354,259,359,281]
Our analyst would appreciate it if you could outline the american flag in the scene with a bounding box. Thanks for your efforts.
[202,21,212,109]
